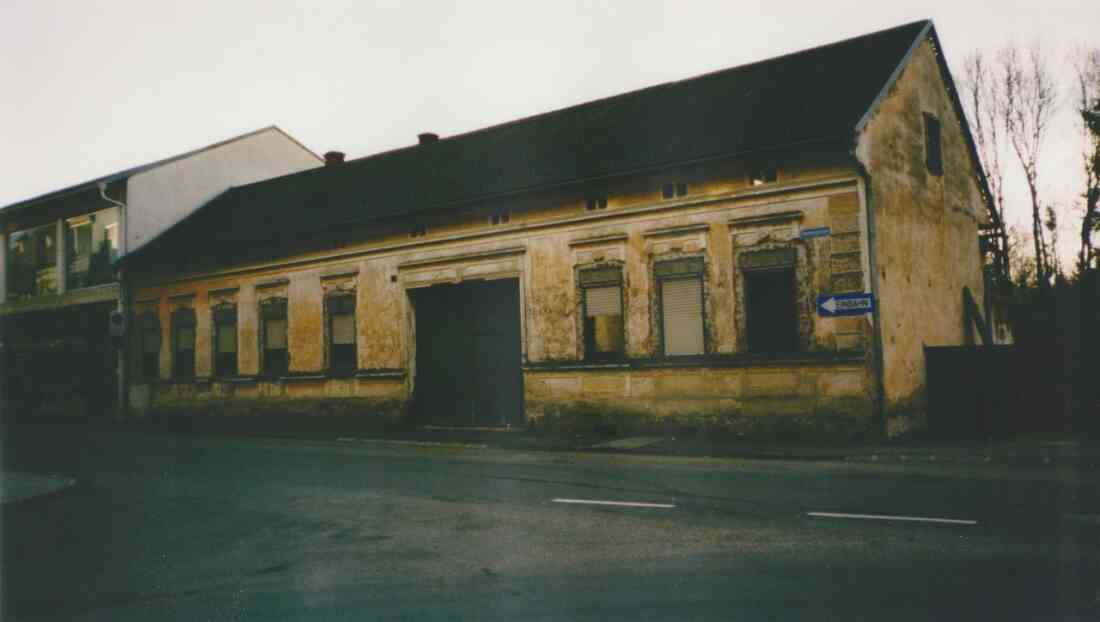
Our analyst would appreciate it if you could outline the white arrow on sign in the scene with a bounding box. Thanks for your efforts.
[821,297,838,313]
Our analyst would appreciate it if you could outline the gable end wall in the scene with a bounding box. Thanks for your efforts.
[855,37,986,434]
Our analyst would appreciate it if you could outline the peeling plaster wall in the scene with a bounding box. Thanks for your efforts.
[855,38,987,426]
[128,152,881,434]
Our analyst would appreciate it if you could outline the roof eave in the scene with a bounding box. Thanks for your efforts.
[851,20,996,216]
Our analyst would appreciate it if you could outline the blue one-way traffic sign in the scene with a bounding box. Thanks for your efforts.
[816,292,875,317]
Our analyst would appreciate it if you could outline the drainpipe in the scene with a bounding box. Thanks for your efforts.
[853,164,887,436]
[98,182,129,421]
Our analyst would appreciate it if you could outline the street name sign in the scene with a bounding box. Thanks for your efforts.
[800,226,831,239]
[816,292,875,317]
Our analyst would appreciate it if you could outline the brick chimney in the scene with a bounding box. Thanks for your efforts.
[323,151,345,166]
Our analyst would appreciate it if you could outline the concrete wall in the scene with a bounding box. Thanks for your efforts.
[126,128,320,254]
[128,152,881,437]
[855,38,987,433]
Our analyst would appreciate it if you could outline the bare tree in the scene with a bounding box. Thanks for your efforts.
[999,43,1058,289]
[1073,47,1100,273]
[963,51,1012,289]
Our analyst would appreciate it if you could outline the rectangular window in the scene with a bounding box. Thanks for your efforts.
[261,299,288,377]
[924,112,943,176]
[104,223,119,260]
[750,166,778,186]
[173,308,196,380]
[656,258,705,356]
[579,267,625,360]
[661,183,689,199]
[740,248,798,354]
[213,306,238,377]
[7,223,59,297]
[139,311,160,380]
[327,296,356,375]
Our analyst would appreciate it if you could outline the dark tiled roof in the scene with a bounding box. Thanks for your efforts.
[123,20,931,264]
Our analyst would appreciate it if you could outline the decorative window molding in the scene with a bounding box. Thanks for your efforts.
[643,223,709,256]
[212,303,238,377]
[732,243,814,354]
[171,307,196,381]
[325,294,357,376]
[398,246,525,288]
[321,270,358,296]
[260,297,289,377]
[576,264,626,361]
[137,309,160,381]
[652,255,708,357]
[255,278,288,301]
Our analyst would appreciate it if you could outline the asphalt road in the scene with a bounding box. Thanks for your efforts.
[3,429,1099,621]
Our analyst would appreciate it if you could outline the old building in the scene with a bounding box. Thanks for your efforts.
[0,127,321,419]
[119,20,991,438]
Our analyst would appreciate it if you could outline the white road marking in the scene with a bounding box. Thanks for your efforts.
[806,511,977,525]
[553,498,676,509]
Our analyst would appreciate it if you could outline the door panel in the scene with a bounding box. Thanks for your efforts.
[412,279,523,426]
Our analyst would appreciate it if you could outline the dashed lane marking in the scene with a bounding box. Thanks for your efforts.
[806,511,977,525]
[553,498,676,509]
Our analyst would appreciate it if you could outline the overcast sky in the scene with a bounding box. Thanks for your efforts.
[2,0,1096,262]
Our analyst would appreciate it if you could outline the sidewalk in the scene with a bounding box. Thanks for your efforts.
[7,419,1100,469]
[327,425,1100,468]
[1,470,76,505]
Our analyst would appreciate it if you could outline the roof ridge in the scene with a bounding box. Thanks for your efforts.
[393,19,933,152]
[223,19,931,196]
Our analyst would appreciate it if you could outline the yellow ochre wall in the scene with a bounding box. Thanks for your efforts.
[128,150,895,438]
[855,37,987,434]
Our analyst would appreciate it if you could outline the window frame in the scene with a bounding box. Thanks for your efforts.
[171,307,196,381]
[924,112,943,176]
[212,304,239,378]
[260,298,289,378]
[325,294,357,376]
[749,165,779,186]
[138,310,160,381]
[743,266,799,355]
[653,257,707,358]
[578,265,626,362]
[735,246,808,356]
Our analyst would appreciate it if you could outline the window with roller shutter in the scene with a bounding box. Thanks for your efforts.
[139,311,160,380]
[172,308,196,380]
[655,258,705,356]
[261,299,288,376]
[579,267,625,360]
[327,295,356,375]
[213,306,238,377]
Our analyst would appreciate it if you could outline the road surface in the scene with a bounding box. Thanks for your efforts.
[3,428,1098,620]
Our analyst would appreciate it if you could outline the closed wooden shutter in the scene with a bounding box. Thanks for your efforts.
[661,277,703,356]
[585,286,621,317]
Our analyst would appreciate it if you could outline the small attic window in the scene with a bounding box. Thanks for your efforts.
[661,183,688,199]
[749,166,778,186]
[490,210,510,225]
[585,196,608,211]
[924,112,943,176]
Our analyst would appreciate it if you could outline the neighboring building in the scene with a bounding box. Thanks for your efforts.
[0,127,321,419]
[120,20,992,438]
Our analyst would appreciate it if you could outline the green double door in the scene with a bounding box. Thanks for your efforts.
[411,279,524,427]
